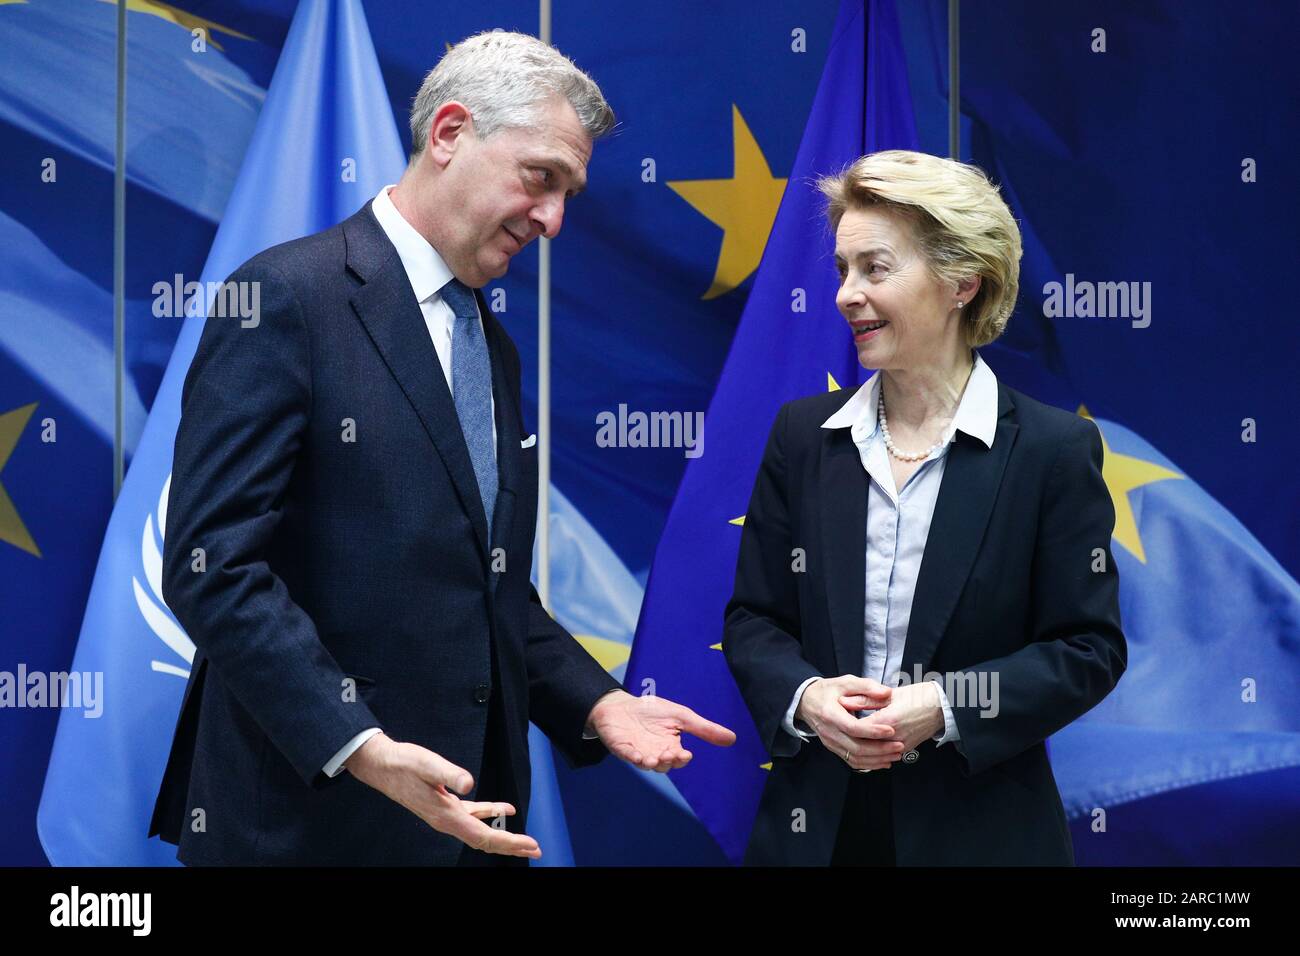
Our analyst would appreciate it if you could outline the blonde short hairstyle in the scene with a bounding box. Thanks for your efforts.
[817,150,1022,347]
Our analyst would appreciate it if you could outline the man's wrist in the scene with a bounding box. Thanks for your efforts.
[343,730,388,778]
[584,688,625,736]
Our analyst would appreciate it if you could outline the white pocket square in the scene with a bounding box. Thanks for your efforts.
[521,434,537,449]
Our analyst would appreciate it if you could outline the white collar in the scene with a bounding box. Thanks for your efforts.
[820,350,1000,449]
[371,184,455,303]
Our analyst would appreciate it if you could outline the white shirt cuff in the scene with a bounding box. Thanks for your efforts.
[323,727,382,778]
[930,680,960,746]
[782,677,821,742]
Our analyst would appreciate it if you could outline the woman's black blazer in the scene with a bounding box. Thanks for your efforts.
[722,379,1127,865]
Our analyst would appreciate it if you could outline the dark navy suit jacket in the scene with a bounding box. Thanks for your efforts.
[148,202,619,865]
[723,381,1127,865]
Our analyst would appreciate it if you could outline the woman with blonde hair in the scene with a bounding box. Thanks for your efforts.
[723,150,1126,865]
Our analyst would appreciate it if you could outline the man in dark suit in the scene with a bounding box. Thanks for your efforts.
[149,30,733,866]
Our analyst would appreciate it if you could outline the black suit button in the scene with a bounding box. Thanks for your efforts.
[473,683,490,704]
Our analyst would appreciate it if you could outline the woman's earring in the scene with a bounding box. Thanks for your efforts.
[956,301,964,309]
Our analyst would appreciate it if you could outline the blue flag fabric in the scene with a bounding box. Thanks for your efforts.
[0,0,278,865]
[1047,413,1300,864]
[625,0,918,864]
[37,0,408,866]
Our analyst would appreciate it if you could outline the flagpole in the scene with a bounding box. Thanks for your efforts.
[948,0,960,160]
[113,0,127,498]
[537,0,552,612]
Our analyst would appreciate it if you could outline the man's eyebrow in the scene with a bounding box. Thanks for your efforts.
[535,154,587,194]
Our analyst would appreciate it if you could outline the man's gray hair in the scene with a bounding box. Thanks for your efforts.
[409,30,615,160]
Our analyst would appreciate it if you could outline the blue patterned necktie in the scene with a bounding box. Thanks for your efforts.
[440,278,498,540]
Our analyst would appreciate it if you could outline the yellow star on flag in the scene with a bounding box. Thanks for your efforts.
[1078,405,1182,563]
[667,105,787,300]
[0,403,40,557]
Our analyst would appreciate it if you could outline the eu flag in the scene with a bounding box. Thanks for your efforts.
[1048,411,1300,865]
[37,0,406,866]
[626,0,918,864]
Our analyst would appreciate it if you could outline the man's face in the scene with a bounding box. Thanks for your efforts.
[436,95,592,287]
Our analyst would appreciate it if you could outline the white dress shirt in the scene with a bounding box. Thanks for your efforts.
[322,185,497,778]
[782,349,1001,757]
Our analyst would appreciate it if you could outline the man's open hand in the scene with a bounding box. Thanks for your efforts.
[344,732,541,859]
[586,690,736,772]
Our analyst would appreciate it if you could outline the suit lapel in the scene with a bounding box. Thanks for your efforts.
[819,395,869,678]
[344,205,491,562]
[901,384,1019,675]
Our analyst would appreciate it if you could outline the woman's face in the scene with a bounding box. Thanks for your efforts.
[834,205,964,371]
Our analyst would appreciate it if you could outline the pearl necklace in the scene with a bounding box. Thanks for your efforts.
[877,390,944,461]
[873,358,977,463]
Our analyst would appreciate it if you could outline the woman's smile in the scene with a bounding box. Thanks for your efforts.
[851,319,889,342]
